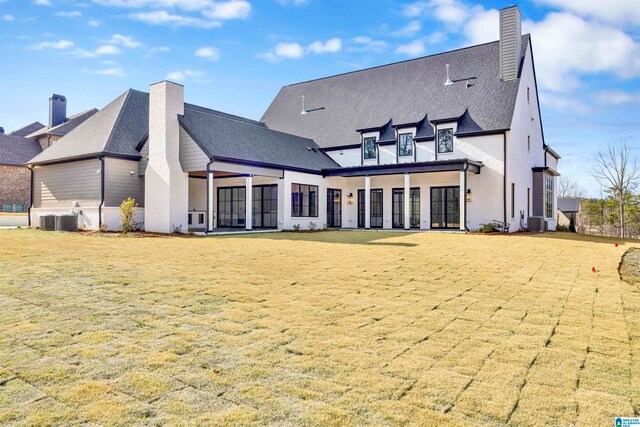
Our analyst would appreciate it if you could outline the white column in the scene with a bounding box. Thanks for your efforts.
[207,171,214,232]
[245,175,253,230]
[460,169,466,231]
[364,175,371,229]
[404,173,411,230]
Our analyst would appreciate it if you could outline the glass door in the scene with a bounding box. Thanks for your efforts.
[370,189,383,228]
[252,185,278,229]
[326,189,342,228]
[358,189,365,228]
[430,186,459,229]
[217,186,246,228]
[392,189,404,228]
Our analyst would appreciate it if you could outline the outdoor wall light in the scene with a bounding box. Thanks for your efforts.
[466,189,472,202]
[347,193,354,204]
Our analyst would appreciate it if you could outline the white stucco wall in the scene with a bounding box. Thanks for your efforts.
[282,170,326,230]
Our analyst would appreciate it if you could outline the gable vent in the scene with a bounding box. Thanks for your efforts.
[499,5,522,81]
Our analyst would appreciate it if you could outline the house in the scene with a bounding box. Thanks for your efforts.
[27,6,560,234]
[557,197,581,230]
[0,94,96,212]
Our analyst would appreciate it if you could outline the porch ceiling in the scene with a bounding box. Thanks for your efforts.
[322,159,482,177]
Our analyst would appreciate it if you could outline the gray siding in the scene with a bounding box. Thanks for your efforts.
[138,138,149,175]
[105,157,144,207]
[179,126,208,172]
[532,171,543,217]
[33,158,101,208]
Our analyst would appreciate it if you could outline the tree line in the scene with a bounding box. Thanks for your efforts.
[559,142,639,239]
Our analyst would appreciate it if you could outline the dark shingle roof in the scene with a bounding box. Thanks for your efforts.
[261,35,529,148]
[27,109,98,138]
[0,134,42,166]
[10,122,45,137]
[28,90,147,165]
[180,104,338,172]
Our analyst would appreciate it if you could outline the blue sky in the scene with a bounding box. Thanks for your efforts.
[1,0,639,196]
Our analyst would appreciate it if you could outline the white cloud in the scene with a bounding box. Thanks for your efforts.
[463,8,498,44]
[87,20,100,26]
[92,0,212,10]
[29,40,74,50]
[392,20,422,37]
[149,46,170,53]
[596,90,640,105]
[534,0,640,26]
[93,67,126,76]
[396,40,425,56]
[128,10,220,27]
[274,42,304,58]
[403,0,469,25]
[34,0,51,5]
[2,14,15,21]
[94,45,120,55]
[203,0,250,19]
[277,0,308,5]
[166,69,204,81]
[194,46,220,60]
[350,36,387,53]
[56,11,82,17]
[307,38,341,54]
[109,34,142,48]
[540,92,591,114]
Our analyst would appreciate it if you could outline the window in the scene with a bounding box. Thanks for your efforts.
[188,213,193,225]
[527,135,531,152]
[198,213,205,224]
[437,129,453,153]
[363,137,377,160]
[398,133,413,157]
[527,187,530,218]
[527,87,530,104]
[2,203,25,213]
[291,183,318,217]
[544,175,553,218]
[511,183,515,219]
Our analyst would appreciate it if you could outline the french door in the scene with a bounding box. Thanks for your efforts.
[218,185,278,229]
[358,189,365,228]
[357,189,383,228]
[252,185,278,228]
[392,188,421,229]
[326,189,342,228]
[217,187,246,228]
[430,186,460,229]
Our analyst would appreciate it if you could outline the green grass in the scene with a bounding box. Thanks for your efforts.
[0,229,638,426]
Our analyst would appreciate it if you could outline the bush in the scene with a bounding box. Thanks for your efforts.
[119,197,138,233]
[476,223,501,233]
[556,225,570,232]
[308,222,317,231]
[292,224,301,232]
[98,223,107,232]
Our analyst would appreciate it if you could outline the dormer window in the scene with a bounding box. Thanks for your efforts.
[364,136,377,159]
[398,133,413,157]
[437,128,453,153]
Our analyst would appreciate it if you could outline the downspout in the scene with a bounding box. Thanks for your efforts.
[205,159,213,234]
[27,166,34,227]
[98,155,105,229]
[434,123,438,161]
[463,162,470,231]
[503,132,507,228]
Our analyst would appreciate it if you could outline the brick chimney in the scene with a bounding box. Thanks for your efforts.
[49,94,67,128]
[499,6,522,81]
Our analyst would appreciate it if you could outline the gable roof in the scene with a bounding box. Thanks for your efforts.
[0,134,42,166]
[261,35,530,148]
[26,109,98,138]
[10,122,45,137]
[558,198,580,213]
[28,90,148,165]
[179,104,338,172]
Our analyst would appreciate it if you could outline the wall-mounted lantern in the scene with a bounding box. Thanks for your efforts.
[347,193,354,204]
[466,188,472,202]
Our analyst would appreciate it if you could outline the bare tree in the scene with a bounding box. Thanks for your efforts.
[593,141,640,238]
[558,175,580,198]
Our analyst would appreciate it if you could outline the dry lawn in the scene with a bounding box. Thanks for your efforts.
[0,229,638,426]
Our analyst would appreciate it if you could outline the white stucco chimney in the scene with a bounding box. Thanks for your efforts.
[144,81,189,233]
[499,5,522,81]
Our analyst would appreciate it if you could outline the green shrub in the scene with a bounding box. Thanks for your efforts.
[476,223,501,233]
[556,225,570,232]
[119,197,138,233]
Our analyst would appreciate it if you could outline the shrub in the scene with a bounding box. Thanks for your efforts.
[476,223,501,233]
[119,198,138,233]
[292,224,301,232]
[308,222,317,231]
[98,223,107,232]
[556,225,570,232]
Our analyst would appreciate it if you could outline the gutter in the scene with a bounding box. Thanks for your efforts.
[27,166,34,227]
[98,156,105,229]
[463,162,470,232]
[503,132,507,228]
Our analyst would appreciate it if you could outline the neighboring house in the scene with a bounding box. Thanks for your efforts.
[0,94,97,212]
[557,197,581,229]
[27,6,560,233]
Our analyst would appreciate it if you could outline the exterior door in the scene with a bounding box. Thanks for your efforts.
[217,186,246,228]
[430,186,460,229]
[370,189,383,228]
[327,189,342,228]
[392,189,404,228]
[358,189,365,228]
[252,185,278,229]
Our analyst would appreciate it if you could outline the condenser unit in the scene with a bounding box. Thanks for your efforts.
[527,216,545,232]
[55,215,78,231]
[39,215,56,231]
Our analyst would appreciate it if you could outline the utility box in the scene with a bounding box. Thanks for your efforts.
[528,216,546,232]
[39,215,56,231]
[55,215,78,231]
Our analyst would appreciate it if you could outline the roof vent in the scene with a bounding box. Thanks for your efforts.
[301,95,308,115]
[445,64,453,86]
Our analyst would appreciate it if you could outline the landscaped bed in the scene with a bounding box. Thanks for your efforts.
[0,229,638,426]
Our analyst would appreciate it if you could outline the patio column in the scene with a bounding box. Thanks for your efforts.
[364,175,371,229]
[460,168,466,231]
[404,173,411,230]
[207,170,214,232]
[245,175,253,230]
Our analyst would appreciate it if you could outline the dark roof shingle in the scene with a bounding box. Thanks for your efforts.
[0,134,42,166]
[10,122,45,137]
